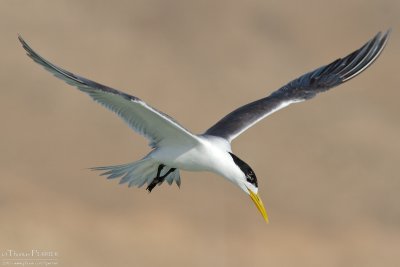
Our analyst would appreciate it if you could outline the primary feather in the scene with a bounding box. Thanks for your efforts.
[18,35,199,148]
[205,30,390,142]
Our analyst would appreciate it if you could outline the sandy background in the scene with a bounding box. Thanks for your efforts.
[0,0,399,266]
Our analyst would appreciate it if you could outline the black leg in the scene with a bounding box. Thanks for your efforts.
[147,165,176,193]
[160,168,176,179]
[147,164,165,192]
[156,164,165,178]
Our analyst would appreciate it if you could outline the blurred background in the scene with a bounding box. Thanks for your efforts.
[0,0,399,266]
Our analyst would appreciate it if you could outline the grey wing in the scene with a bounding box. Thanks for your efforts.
[205,30,390,142]
[19,36,199,148]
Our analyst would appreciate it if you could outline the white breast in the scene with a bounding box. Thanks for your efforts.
[149,135,242,180]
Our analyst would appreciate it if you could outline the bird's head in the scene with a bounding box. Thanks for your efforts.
[229,152,269,223]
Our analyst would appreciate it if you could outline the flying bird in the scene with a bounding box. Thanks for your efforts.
[19,30,390,223]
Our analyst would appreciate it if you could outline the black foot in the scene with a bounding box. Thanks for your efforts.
[146,181,158,193]
[147,165,176,193]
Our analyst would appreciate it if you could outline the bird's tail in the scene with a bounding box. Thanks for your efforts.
[91,157,181,189]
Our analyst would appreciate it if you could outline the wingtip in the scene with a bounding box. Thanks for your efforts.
[17,34,32,56]
[382,28,392,43]
[376,28,392,47]
[369,28,391,45]
[17,34,26,45]
[376,28,391,55]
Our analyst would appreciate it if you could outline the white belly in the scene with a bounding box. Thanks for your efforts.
[149,135,234,173]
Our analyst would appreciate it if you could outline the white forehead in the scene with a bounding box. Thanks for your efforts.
[238,180,258,194]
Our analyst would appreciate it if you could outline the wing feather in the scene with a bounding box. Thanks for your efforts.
[205,30,390,142]
[19,36,198,147]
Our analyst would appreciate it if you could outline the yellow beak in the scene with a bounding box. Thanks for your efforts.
[248,188,269,223]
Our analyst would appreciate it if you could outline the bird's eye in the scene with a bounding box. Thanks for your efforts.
[228,152,258,187]
[246,172,258,187]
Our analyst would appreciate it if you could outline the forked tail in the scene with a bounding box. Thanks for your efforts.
[91,157,181,189]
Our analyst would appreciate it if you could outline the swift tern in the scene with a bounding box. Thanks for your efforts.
[19,30,390,223]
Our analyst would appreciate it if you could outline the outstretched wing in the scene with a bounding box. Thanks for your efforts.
[19,36,199,148]
[205,30,390,142]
